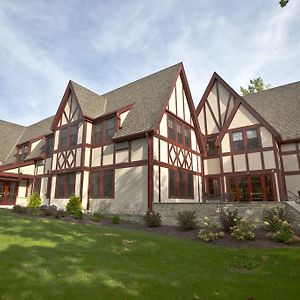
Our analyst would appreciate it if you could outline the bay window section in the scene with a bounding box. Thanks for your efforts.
[167,116,192,149]
[46,136,54,155]
[59,127,68,149]
[167,117,176,141]
[185,127,191,148]
[105,118,115,143]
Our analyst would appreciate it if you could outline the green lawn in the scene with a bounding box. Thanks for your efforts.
[0,209,299,300]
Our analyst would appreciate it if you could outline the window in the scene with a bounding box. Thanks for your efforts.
[115,141,129,151]
[246,129,260,149]
[55,173,76,198]
[167,116,192,148]
[90,169,115,198]
[231,127,261,152]
[232,131,244,151]
[105,118,115,142]
[207,178,219,195]
[70,124,78,145]
[33,178,41,195]
[168,168,194,199]
[177,123,183,144]
[60,127,68,149]
[17,144,29,161]
[93,117,115,146]
[93,123,103,145]
[185,127,191,148]
[206,138,218,156]
[46,136,54,155]
[46,177,52,199]
[167,117,176,140]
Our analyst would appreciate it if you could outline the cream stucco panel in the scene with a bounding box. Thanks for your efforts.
[116,149,129,164]
[204,158,220,175]
[153,137,159,160]
[153,165,160,203]
[160,140,168,164]
[229,105,259,129]
[260,127,273,148]
[168,89,176,115]
[4,164,35,175]
[248,152,262,171]
[191,131,197,152]
[205,104,219,134]
[176,76,184,120]
[103,144,114,165]
[159,113,168,137]
[221,133,230,153]
[263,150,276,169]
[131,138,147,161]
[222,156,232,173]
[120,110,130,127]
[54,131,59,150]
[76,148,82,167]
[281,143,297,152]
[285,175,300,195]
[198,110,205,135]
[282,154,299,172]
[85,122,92,144]
[81,171,89,209]
[84,148,91,167]
[183,92,191,124]
[91,147,101,167]
[233,154,247,172]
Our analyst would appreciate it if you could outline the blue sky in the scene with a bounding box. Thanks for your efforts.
[0,0,299,126]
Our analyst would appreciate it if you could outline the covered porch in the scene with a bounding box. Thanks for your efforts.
[0,172,33,206]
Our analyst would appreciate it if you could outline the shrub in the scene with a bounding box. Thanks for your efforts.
[176,210,197,231]
[91,212,103,222]
[112,215,120,224]
[30,208,40,216]
[231,219,256,241]
[74,209,83,219]
[197,217,224,242]
[13,205,28,214]
[263,206,291,232]
[28,192,42,209]
[265,220,298,244]
[219,208,240,232]
[66,194,82,214]
[54,209,68,219]
[144,211,161,227]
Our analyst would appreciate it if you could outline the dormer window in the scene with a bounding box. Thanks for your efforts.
[17,144,29,161]
[46,135,54,155]
[93,117,116,146]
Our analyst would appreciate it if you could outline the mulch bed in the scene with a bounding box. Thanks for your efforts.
[54,214,300,249]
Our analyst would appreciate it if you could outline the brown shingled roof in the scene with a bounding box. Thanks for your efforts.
[0,119,25,163]
[243,81,300,141]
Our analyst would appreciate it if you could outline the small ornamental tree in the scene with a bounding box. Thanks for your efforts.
[66,194,82,214]
[28,192,42,209]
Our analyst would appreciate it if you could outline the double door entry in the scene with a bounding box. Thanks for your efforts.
[228,174,274,202]
[0,181,18,205]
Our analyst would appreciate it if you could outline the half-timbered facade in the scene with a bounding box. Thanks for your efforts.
[0,63,299,214]
[197,73,300,202]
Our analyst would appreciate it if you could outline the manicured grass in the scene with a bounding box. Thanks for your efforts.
[0,209,299,300]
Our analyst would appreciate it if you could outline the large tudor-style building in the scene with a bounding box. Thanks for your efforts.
[0,63,299,215]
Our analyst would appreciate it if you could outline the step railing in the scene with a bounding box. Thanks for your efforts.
[286,191,300,204]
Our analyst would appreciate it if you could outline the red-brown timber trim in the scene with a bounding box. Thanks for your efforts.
[0,172,34,179]
[148,135,154,211]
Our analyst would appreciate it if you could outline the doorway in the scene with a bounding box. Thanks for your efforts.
[0,181,18,205]
[227,174,274,202]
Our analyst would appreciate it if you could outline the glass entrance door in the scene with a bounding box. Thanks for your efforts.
[251,176,263,201]
[238,177,249,202]
[0,182,17,205]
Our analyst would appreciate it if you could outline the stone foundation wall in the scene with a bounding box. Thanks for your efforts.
[153,202,287,226]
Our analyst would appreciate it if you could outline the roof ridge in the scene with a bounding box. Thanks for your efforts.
[102,62,182,97]
[244,80,300,97]
[70,80,106,99]
[0,118,25,128]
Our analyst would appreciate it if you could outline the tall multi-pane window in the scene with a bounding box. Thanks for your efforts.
[90,170,115,198]
[93,117,115,146]
[55,173,76,198]
[168,168,194,199]
[232,131,244,151]
[60,127,68,149]
[167,117,176,140]
[246,129,260,149]
[46,136,54,155]
[167,116,192,149]
[70,124,78,145]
